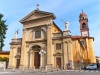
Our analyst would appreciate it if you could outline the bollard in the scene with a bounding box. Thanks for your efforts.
[23,67,25,72]
[57,65,59,71]
[51,66,53,72]
[33,66,35,72]
[12,68,15,72]
[3,67,6,71]
[45,66,47,73]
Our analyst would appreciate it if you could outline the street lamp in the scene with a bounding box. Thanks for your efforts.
[39,49,46,72]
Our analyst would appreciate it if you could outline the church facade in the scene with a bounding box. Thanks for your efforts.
[9,8,96,69]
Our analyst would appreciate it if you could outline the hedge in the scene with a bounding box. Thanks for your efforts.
[0,57,9,61]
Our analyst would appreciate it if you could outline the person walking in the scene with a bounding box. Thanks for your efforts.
[97,63,99,69]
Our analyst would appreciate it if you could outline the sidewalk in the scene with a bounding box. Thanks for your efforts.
[0,68,38,72]
[0,68,61,73]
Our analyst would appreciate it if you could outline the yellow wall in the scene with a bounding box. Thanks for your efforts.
[52,23,62,33]
[0,54,9,58]
[72,37,96,65]
[72,39,83,62]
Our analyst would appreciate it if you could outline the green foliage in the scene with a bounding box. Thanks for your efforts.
[0,13,8,51]
[0,57,9,61]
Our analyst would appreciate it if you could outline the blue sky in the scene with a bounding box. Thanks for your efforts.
[0,0,100,56]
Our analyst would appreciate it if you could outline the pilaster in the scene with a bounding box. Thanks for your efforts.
[20,29,27,67]
[47,23,52,66]
[63,41,68,69]
[29,50,33,68]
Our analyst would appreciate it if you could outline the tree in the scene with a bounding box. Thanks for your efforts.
[0,13,8,51]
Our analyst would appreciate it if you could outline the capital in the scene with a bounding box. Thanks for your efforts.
[47,23,52,29]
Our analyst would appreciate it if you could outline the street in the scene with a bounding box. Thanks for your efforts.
[0,69,100,75]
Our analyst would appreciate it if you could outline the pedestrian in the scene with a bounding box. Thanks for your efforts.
[67,62,70,70]
[97,63,99,69]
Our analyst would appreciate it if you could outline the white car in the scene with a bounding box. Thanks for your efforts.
[85,64,97,70]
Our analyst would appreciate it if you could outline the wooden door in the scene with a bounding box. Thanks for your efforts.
[34,52,40,69]
[16,59,20,68]
[56,57,61,69]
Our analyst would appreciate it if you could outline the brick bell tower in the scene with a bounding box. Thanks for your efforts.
[79,11,89,37]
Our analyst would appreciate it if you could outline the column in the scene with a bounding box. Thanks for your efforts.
[28,51,30,68]
[39,50,46,68]
[68,42,71,61]
[8,47,13,68]
[47,24,52,65]
[63,41,68,69]
[29,50,33,68]
[67,42,69,62]
[40,53,42,68]
[69,42,74,69]
[42,53,45,68]
[63,42,66,68]
[20,29,27,66]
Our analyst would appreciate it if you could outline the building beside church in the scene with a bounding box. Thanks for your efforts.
[8,8,96,69]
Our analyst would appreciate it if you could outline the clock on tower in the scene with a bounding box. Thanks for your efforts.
[82,31,88,36]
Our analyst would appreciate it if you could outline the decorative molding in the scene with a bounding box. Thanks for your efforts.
[26,43,29,47]
[53,52,62,56]
[23,28,27,33]
[47,23,52,29]
[20,10,56,23]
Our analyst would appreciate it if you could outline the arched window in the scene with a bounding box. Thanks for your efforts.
[82,23,86,28]
[35,30,41,38]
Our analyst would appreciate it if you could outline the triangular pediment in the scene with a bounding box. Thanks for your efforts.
[20,10,56,23]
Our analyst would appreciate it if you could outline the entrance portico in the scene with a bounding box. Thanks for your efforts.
[28,45,46,69]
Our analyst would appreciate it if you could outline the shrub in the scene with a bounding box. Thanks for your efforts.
[0,57,9,61]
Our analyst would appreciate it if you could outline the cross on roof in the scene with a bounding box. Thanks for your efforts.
[82,10,83,12]
[36,4,39,10]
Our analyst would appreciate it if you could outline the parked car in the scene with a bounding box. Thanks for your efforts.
[84,64,97,70]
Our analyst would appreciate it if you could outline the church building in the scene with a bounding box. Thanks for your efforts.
[8,7,96,69]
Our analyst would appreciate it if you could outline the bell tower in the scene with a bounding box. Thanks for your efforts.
[79,11,89,37]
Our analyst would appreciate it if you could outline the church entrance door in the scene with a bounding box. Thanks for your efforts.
[56,57,61,69]
[34,52,40,69]
[16,59,20,68]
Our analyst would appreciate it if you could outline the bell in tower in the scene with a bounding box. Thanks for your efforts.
[79,11,89,37]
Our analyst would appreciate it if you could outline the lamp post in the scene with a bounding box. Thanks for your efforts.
[39,49,46,72]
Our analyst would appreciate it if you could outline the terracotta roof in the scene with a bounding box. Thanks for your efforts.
[72,36,87,38]
[80,12,87,16]
[0,51,10,54]
[72,36,94,41]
